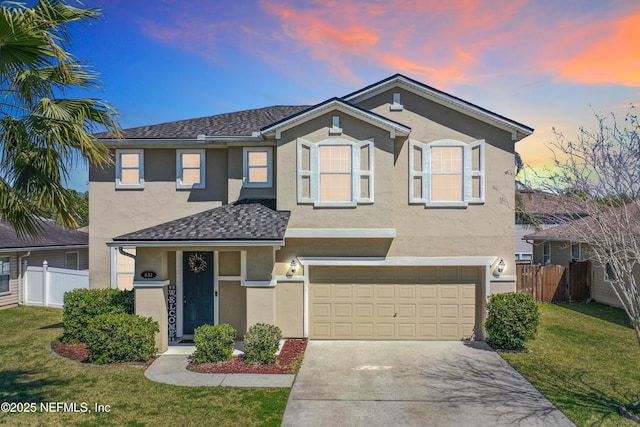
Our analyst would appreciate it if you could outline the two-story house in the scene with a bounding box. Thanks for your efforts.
[90,74,533,352]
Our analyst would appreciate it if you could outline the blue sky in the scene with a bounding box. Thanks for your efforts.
[63,0,639,190]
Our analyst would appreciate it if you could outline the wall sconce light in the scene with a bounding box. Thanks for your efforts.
[290,259,297,273]
[497,259,506,274]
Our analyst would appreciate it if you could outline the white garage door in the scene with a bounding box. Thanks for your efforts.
[309,266,479,340]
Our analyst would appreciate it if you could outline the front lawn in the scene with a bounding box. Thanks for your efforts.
[0,306,288,426]
[501,302,640,426]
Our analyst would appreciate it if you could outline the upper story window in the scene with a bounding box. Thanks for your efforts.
[409,139,484,207]
[0,256,9,294]
[243,147,273,188]
[115,149,144,190]
[176,149,205,189]
[297,138,373,207]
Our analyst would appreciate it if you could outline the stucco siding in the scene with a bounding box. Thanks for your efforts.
[89,148,229,288]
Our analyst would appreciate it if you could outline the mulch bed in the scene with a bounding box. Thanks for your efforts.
[188,339,307,374]
[52,339,307,374]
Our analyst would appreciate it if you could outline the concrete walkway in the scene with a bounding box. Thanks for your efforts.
[283,341,575,427]
[144,345,295,388]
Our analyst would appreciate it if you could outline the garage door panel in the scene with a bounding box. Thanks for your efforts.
[419,304,437,319]
[440,304,460,318]
[376,285,394,299]
[376,304,395,317]
[376,323,395,338]
[334,285,352,299]
[313,303,331,317]
[309,268,478,340]
[312,284,332,299]
[334,323,353,337]
[355,323,374,337]
[397,304,416,317]
[355,304,374,318]
[397,285,416,299]
[334,304,352,318]
[355,285,374,299]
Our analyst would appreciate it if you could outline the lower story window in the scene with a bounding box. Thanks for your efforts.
[0,256,10,293]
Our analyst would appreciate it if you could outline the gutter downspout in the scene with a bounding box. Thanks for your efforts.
[18,251,31,305]
[118,247,136,260]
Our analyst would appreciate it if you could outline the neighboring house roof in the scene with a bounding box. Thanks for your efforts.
[96,106,310,140]
[260,97,411,139]
[0,218,88,251]
[342,74,534,141]
[517,190,589,224]
[524,204,640,242]
[113,199,290,242]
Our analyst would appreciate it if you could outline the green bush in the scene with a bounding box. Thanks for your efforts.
[485,292,539,350]
[62,288,134,343]
[192,324,237,363]
[243,323,282,364]
[85,313,158,364]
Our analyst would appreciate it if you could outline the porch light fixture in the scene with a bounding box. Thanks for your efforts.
[497,259,506,274]
[290,259,297,273]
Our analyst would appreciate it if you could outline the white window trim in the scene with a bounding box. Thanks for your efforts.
[571,243,582,262]
[176,149,205,189]
[243,147,273,188]
[409,139,485,207]
[0,256,9,294]
[390,92,403,111]
[115,149,144,190]
[297,138,374,207]
[65,251,79,270]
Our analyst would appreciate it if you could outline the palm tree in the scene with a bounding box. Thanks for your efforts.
[0,0,120,235]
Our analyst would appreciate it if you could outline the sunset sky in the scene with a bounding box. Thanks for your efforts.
[64,0,639,190]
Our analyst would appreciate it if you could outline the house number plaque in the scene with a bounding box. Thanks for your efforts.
[141,271,157,279]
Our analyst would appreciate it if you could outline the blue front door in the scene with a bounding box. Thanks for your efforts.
[183,252,214,334]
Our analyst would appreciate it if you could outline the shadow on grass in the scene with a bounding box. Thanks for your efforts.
[0,370,65,402]
[556,301,633,329]
[39,322,63,330]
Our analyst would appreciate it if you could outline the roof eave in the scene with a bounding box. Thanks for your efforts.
[107,240,285,248]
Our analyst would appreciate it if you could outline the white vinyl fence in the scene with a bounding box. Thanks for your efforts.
[24,261,89,308]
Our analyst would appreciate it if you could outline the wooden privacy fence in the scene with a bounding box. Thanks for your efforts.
[516,261,591,303]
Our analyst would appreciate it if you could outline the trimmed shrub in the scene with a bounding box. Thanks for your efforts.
[85,313,158,364]
[485,292,539,350]
[62,288,134,343]
[192,324,237,363]
[243,323,282,365]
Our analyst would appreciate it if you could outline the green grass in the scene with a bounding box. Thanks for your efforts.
[500,302,640,427]
[0,306,289,426]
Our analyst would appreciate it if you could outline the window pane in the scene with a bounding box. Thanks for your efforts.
[472,176,481,199]
[320,174,351,201]
[301,146,311,171]
[0,257,9,275]
[182,169,201,185]
[432,175,463,201]
[0,257,9,293]
[471,145,481,171]
[120,153,139,168]
[249,167,268,183]
[360,176,370,199]
[432,147,462,173]
[66,253,79,270]
[182,153,201,168]
[121,169,140,185]
[301,176,311,198]
[413,177,422,199]
[248,151,268,167]
[0,276,8,293]
[320,146,351,172]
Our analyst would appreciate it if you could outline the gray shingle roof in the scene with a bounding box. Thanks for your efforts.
[0,219,88,250]
[113,199,289,241]
[97,106,310,139]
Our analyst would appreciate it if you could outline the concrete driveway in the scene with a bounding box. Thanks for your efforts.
[282,341,574,427]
